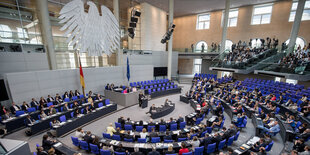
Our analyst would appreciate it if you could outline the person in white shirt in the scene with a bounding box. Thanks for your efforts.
[140,128,148,139]
[75,128,85,140]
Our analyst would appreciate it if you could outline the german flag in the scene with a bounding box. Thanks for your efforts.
[78,53,85,94]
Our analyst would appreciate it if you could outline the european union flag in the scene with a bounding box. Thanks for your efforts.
[127,57,130,81]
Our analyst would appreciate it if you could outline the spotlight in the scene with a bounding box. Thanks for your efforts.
[128,28,134,34]
[129,22,136,28]
[170,29,174,33]
[161,39,166,44]
[131,17,138,23]
[171,24,176,28]
[134,10,141,17]
[128,32,135,39]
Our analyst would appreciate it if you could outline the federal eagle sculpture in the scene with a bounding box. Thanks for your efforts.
[59,0,120,56]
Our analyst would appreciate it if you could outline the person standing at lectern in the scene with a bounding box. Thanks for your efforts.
[139,92,145,107]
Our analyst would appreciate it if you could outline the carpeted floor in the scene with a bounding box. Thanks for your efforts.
[3,83,284,154]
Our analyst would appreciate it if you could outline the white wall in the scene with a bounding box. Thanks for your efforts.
[123,51,178,76]
[140,3,167,51]
[5,65,153,104]
[0,52,49,76]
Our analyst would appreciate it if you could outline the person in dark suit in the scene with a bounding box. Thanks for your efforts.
[21,101,30,111]
[63,103,70,112]
[125,118,133,126]
[148,104,156,114]
[148,147,160,155]
[115,144,126,152]
[148,119,155,126]
[159,119,167,127]
[118,116,125,124]
[9,102,20,114]
[220,127,230,140]
[39,97,47,105]
[75,90,80,96]
[30,98,39,108]
[73,109,80,117]
[0,105,10,120]
[25,115,35,126]
[163,131,172,140]
[212,133,222,146]
[177,115,184,124]
[138,92,145,107]
[169,117,176,126]
[251,138,267,152]
[55,94,63,102]
[69,90,74,99]
[149,128,158,138]
[63,92,69,99]
[46,95,54,103]
[83,131,93,144]
[124,131,134,141]
[42,134,56,151]
[202,134,213,149]
[72,101,79,109]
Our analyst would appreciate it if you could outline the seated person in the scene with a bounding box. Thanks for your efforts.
[286,115,296,129]
[211,116,223,128]
[30,98,40,108]
[297,129,310,140]
[140,128,148,139]
[179,142,189,155]
[73,109,80,117]
[163,131,172,140]
[258,121,280,134]
[47,95,54,103]
[297,123,308,134]
[168,117,176,126]
[124,130,134,141]
[63,103,70,112]
[251,138,267,152]
[9,102,20,114]
[233,114,243,126]
[0,105,11,120]
[293,139,306,152]
[39,97,47,105]
[75,128,85,140]
[21,101,30,111]
[147,104,156,114]
[115,144,126,152]
[159,118,167,127]
[83,131,93,144]
[164,99,172,105]
[47,106,56,115]
[51,119,60,127]
[75,90,81,97]
[25,115,35,126]
[72,101,79,109]
[90,102,96,111]
[97,94,103,101]
[42,134,56,151]
[164,146,175,154]
[84,106,91,114]
[148,119,155,126]
[40,110,47,119]
[149,128,158,139]
[36,146,48,155]
[106,123,116,136]
[280,112,290,121]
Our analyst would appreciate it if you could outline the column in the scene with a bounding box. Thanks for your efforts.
[35,0,57,70]
[113,0,122,66]
[167,0,174,80]
[220,0,230,59]
[288,0,306,54]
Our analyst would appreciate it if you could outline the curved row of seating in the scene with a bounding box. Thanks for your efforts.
[130,79,170,87]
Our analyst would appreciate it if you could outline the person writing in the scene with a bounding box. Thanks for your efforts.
[147,104,156,114]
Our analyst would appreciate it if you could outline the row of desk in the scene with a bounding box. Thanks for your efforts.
[2,97,90,133]
[150,88,181,98]
[54,104,117,137]
[150,103,175,119]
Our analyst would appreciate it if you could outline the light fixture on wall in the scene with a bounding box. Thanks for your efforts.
[161,23,176,44]
[128,8,141,39]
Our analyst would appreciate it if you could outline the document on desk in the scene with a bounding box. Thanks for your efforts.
[156,143,163,148]
[234,149,242,154]
[172,131,180,135]
[241,144,250,149]
[53,142,62,147]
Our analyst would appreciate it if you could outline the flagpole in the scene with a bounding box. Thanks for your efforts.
[78,51,85,96]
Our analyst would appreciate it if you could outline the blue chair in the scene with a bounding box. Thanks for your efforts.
[148,126,155,132]
[196,118,203,125]
[79,94,84,99]
[115,122,122,129]
[136,126,143,132]
[114,152,126,155]
[164,139,173,143]
[296,121,302,128]
[33,152,37,155]
[98,102,103,108]
[37,115,41,120]
[100,149,111,155]
[234,131,240,141]
[265,141,274,152]
[179,122,186,129]
[80,141,89,150]
[15,110,25,117]
[105,99,110,105]
[206,127,213,134]
[124,138,133,142]
[138,138,146,143]
[275,107,280,114]
[27,107,36,113]
[206,143,216,154]
[89,143,100,154]
[182,153,192,155]
[227,136,234,146]
[151,137,160,143]
[170,123,177,131]
[159,125,166,132]
[47,102,53,107]
[218,139,226,150]
[60,107,63,112]
[177,138,187,142]
[70,112,74,118]
[72,96,78,100]
[194,146,204,155]
[71,137,79,147]
[124,124,133,131]
[59,115,66,122]
[102,133,111,139]
[112,135,121,141]
[64,98,70,102]
[200,131,208,138]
